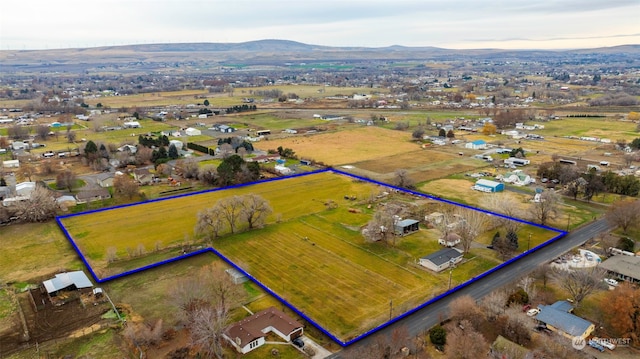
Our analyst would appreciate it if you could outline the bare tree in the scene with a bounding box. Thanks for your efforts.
[171,265,245,359]
[606,199,640,234]
[13,186,58,222]
[218,196,243,234]
[362,206,398,245]
[393,169,415,189]
[449,295,486,330]
[66,125,76,143]
[239,194,272,229]
[195,205,227,241]
[135,146,153,165]
[481,289,508,321]
[56,169,77,192]
[481,195,523,234]
[456,208,488,254]
[113,174,139,199]
[552,267,606,306]
[445,319,489,359]
[17,163,36,182]
[178,158,199,179]
[199,165,218,185]
[529,190,560,226]
[36,124,50,140]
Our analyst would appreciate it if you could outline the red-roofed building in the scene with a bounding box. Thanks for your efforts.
[224,306,303,354]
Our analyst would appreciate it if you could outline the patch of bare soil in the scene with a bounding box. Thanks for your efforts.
[0,289,112,357]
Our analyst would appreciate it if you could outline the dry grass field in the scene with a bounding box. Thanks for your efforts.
[253,126,419,165]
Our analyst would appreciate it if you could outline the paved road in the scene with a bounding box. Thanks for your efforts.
[328,217,614,358]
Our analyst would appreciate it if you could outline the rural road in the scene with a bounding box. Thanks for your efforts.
[328,217,614,358]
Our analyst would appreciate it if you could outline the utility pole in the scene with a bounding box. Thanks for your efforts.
[389,299,393,320]
[528,233,531,251]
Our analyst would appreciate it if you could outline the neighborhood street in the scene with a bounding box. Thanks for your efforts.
[328,217,614,358]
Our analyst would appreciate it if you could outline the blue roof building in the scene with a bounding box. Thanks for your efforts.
[535,301,595,340]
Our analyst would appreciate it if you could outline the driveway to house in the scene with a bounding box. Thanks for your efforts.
[328,217,615,358]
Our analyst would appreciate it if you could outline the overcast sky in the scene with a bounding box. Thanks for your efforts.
[2,0,639,50]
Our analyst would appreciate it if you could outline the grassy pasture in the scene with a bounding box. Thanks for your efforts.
[536,117,636,140]
[59,172,377,271]
[59,171,561,341]
[230,112,328,131]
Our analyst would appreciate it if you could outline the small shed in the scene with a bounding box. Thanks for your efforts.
[419,248,463,272]
[474,179,504,192]
[225,268,248,284]
[394,219,420,236]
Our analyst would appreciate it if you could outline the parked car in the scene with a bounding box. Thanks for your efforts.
[526,308,540,317]
[588,339,605,352]
[592,337,616,350]
[292,337,305,348]
[604,278,619,287]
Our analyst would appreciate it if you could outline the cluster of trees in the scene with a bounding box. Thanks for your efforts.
[606,199,640,234]
[225,104,256,114]
[589,92,639,106]
[138,134,169,148]
[194,194,272,240]
[217,137,254,153]
[168,265,245,358]
[275,146,295,158]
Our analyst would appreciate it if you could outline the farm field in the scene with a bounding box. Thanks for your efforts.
[58,170,563,342]
[253,125,420,165]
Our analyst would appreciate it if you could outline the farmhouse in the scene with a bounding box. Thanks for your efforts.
[224,307,303,354]
[598,255,640,283]
[96,172,115,188]
[42,271,93,297]
[473,179,504,192]
[75,188,111,204]
[419,248,463,272]
[438,232,461,247]
[123,121,141,129]
[535,301,595,341]
[394,219,420,236]
[217,124,236,133]
[465,139,487,150]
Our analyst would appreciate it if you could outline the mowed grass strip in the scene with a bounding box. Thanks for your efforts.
[59,172,381,271]
[214,218,434,339]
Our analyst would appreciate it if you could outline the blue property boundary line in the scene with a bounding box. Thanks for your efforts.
[56,168,567,347]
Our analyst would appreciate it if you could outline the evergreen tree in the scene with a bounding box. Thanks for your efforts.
[168,144,179,159]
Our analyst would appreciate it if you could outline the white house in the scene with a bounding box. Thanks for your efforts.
[419,248,463,272]
[16,182,36,197]
[224,307,303,354]
[465,140,487,150]
[169,140,184,151]
[185,127,202,136]
[123,121,141,129]
[2,159,19,168]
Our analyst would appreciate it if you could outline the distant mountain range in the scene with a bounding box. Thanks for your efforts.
[1,39,639,72]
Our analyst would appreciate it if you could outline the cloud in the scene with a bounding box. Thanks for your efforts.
[2,0,640,49]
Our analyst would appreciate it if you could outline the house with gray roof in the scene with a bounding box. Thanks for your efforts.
[598,255,640,283]
[535,300,594,341]
[419,248,463,272]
